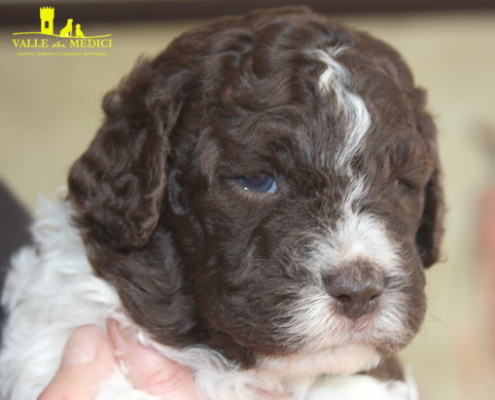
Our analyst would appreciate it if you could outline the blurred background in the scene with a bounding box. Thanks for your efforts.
[1,1,494,399]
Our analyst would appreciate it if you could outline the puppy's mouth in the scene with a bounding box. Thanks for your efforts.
[258,295,411,377]
[257,280,419,374]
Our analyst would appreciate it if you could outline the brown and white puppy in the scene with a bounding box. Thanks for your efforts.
[0,7,443,400]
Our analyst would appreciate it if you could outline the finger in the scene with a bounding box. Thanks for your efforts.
[38,325,118,400]
[108,319,202,400]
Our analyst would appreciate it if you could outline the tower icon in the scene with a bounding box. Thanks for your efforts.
[40,7,55,35]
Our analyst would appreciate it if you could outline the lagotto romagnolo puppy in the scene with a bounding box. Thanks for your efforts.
[0,7,443,400]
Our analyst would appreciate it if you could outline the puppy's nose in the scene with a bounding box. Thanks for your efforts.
[324,269,384,320]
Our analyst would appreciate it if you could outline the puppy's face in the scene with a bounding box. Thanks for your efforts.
[69,9,443,377]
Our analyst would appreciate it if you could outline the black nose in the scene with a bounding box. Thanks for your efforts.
[324,268,384,320]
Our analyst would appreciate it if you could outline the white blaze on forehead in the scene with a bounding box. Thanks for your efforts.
[311,48,398,272]
[313,48,372,173]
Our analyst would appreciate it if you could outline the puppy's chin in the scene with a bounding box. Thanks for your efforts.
[257,343,381,377]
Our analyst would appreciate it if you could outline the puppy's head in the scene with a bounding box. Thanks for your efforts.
[69,8,443,377]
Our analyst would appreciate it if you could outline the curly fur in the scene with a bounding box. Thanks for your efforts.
[1,7,443,400]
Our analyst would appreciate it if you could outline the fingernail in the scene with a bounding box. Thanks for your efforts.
[61,325,102,366]
[107,319,138,349]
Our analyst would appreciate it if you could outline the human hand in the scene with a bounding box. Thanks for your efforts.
[37,321,202,400]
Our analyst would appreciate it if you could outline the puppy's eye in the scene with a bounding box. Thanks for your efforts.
[237,174,278,194]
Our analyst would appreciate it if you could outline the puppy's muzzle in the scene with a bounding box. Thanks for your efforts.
[324,265,384,320]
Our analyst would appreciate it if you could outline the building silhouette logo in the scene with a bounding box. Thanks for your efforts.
[11,6,113,56]
[40,7,55,35]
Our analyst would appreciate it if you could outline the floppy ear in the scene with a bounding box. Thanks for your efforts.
[68,58,188,249]
[412,89,444,268]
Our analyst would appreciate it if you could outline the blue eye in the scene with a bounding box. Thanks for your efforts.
[237,174,278,194]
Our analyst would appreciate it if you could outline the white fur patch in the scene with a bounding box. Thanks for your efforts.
[0,199,123,400]
[258,344,381,377]
[314,211,401,275]
[306,373,419,400]
[314,47,372,174]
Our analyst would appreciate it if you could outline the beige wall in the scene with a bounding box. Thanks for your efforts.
[1,10,495,400]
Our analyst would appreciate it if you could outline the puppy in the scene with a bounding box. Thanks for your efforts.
[0,7,443,400]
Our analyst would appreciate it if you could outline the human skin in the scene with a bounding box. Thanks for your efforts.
[37,321,203,400]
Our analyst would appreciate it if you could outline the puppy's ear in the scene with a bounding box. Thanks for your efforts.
[69,58,188,249]
[412,89,444,268]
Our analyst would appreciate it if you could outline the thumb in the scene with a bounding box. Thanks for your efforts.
[38,325,118,400]
[108,320,202,400]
